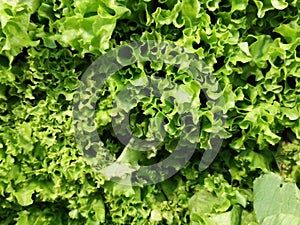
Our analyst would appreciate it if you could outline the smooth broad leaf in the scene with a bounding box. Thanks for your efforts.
[232,0,248,11]
[238,42,251,57]
[270,0,288,10]
[14,187,34,206]
[210,211,231,225]
[253,173,300,224]
[262,214,300,225]
[188,189,231,215]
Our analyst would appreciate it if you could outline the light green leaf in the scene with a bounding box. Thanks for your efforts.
[262,214,300,225]
[238,42,251,57]
[14,188,34,206]
[274,20,300,43]
[232,0,248,11]
[270,0,288,10]
[254,173,300,224]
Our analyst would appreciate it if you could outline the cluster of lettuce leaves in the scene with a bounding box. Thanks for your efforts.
[0,0,299,224]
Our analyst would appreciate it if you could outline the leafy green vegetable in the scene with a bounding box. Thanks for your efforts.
[275,138,300,184]
[253,173,300,225]
[0,0,299,224]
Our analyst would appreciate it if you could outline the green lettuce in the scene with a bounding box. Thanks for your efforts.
[0,0,299,224]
